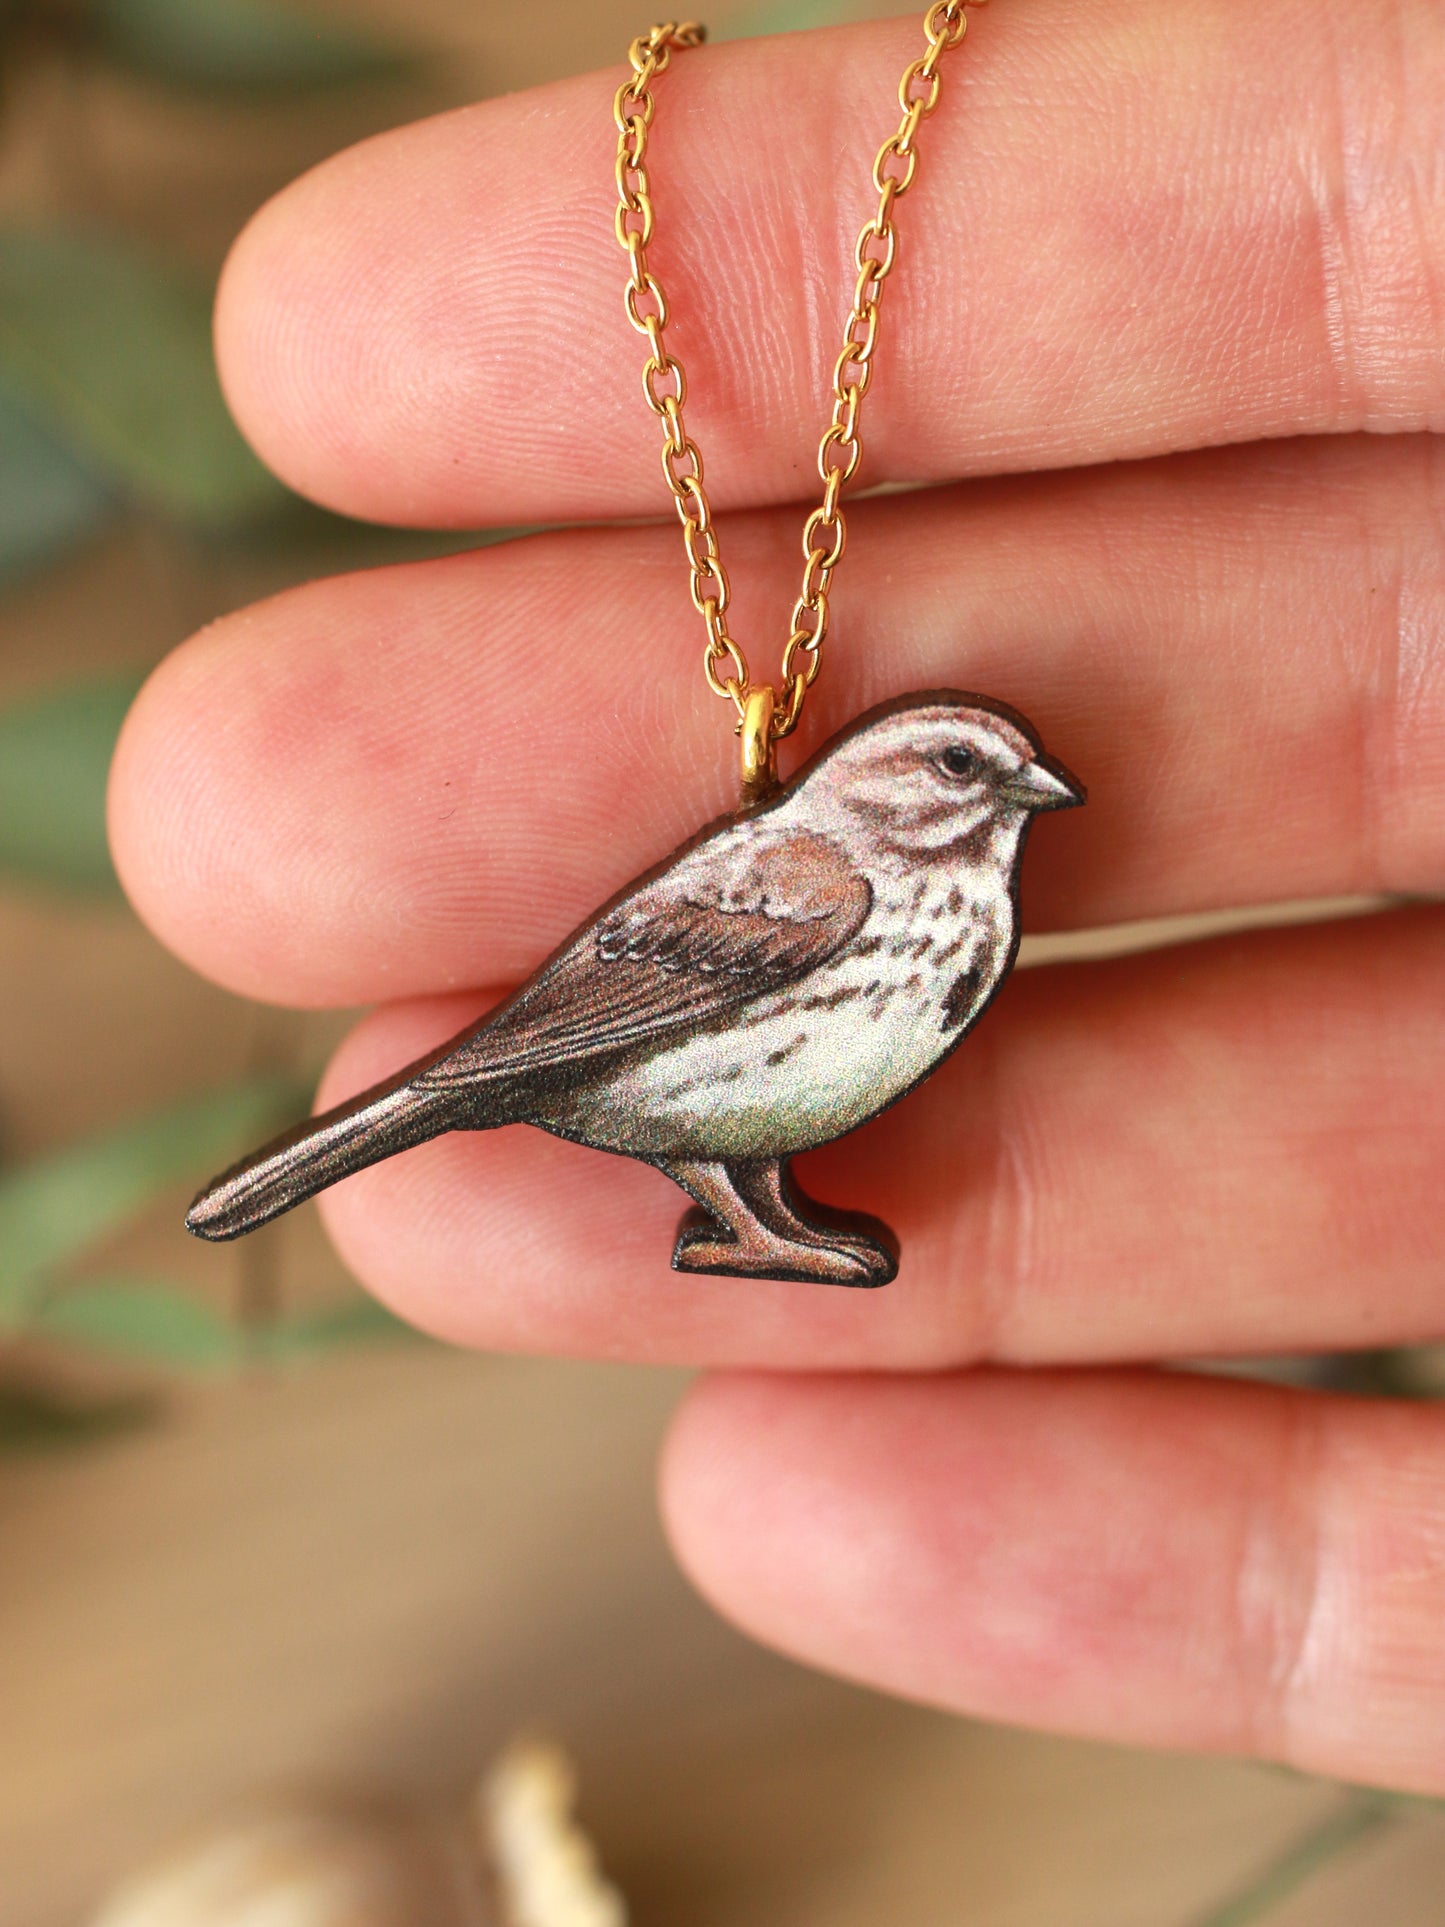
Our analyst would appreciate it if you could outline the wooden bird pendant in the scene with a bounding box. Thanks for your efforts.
[188,691,1082,1286]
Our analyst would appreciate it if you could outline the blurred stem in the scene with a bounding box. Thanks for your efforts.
[1194,1793,1394,1927]
[236,1199,279,1339]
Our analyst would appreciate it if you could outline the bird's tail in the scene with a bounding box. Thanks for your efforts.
[186,1073,456,1242]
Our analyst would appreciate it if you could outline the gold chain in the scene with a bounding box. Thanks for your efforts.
[614,2,981,757]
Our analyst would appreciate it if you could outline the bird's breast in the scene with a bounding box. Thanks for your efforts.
[551,866,1015,1161]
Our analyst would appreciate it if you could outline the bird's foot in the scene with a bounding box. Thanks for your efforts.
[672,1208,895,1288]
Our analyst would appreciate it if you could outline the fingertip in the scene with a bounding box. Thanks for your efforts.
[108,554,527,1008]
[109,629,237,985]
[212,83,623,528]
[657,1371,760,1589]
[659,1370,873,1651]
[109,594,343,1004]
[107,655,161,914]
[310,996,491,1341]
[214,133,417,523]
[657,1374,738,1619]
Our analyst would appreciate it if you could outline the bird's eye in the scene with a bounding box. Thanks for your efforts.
[939,745,979,779]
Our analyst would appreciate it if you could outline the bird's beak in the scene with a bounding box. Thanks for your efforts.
[1001,758,1085,811]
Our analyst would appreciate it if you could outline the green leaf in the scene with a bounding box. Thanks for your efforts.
[89,0,410,90]
[32,1278,243,1367]
[262,1294,421,1361]
[0,1076,310,1325]
[722,0,875,37]
[32,1278,417,1370]
[0,675,141,892]
[0,384,114,583]
[0,1381,153,1453]
[1193,1794,1394,1927]
[0,228,288,525]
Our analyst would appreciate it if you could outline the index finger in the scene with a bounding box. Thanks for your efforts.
[215,0,1445,528]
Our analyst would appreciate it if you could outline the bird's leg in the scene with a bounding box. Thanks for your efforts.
[665,1158,897,1288]
[733,1160,895,1254]
[731,1159,898,1284]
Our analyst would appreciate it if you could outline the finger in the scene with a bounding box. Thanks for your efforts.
[660,1368,1445,1794]
[309,908,1445,1370]
[215,0,1445,527]
[110,437,1445,1009]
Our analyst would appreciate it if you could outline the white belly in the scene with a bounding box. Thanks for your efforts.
[551,871,1011,1161]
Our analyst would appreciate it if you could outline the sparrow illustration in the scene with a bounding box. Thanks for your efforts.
[187,691,1082,1285]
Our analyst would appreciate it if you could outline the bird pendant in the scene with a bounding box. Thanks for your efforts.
[188,691,1082,1287]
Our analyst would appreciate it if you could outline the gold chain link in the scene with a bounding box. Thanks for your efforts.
[614,3,982,745]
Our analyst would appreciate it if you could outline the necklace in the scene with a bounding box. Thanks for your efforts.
[188,3,1083,1289]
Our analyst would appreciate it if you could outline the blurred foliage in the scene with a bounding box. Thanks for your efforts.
[1194,1791,1401,1927]
[1,0,408,89]
[0,0,414,576]
[726,0,876,33]
[0,227,287,526]
[86,0,410,90]
[33,1275,413,1366]
[260,1294,417,1359]
[0,1072,417,1399]
[0,0,434,1426]
[0,1076,309,1327]
[0,674,139,889]
[34,1276,251,1366]
[0,386,114,583]
[0,1379,153,1451]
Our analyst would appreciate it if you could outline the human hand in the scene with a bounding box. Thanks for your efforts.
[109,1,1445,1794]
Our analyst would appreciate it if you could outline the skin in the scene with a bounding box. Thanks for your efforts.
[108,0,1445,1793]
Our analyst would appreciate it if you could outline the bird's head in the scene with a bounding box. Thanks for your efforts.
[793,694,1084,862]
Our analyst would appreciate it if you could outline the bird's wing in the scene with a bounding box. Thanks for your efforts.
[415,825,872,1090]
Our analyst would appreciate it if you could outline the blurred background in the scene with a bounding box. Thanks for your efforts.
[1,1,1441,1921]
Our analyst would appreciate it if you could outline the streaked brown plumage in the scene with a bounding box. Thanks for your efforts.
[187,691,1082,1285]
